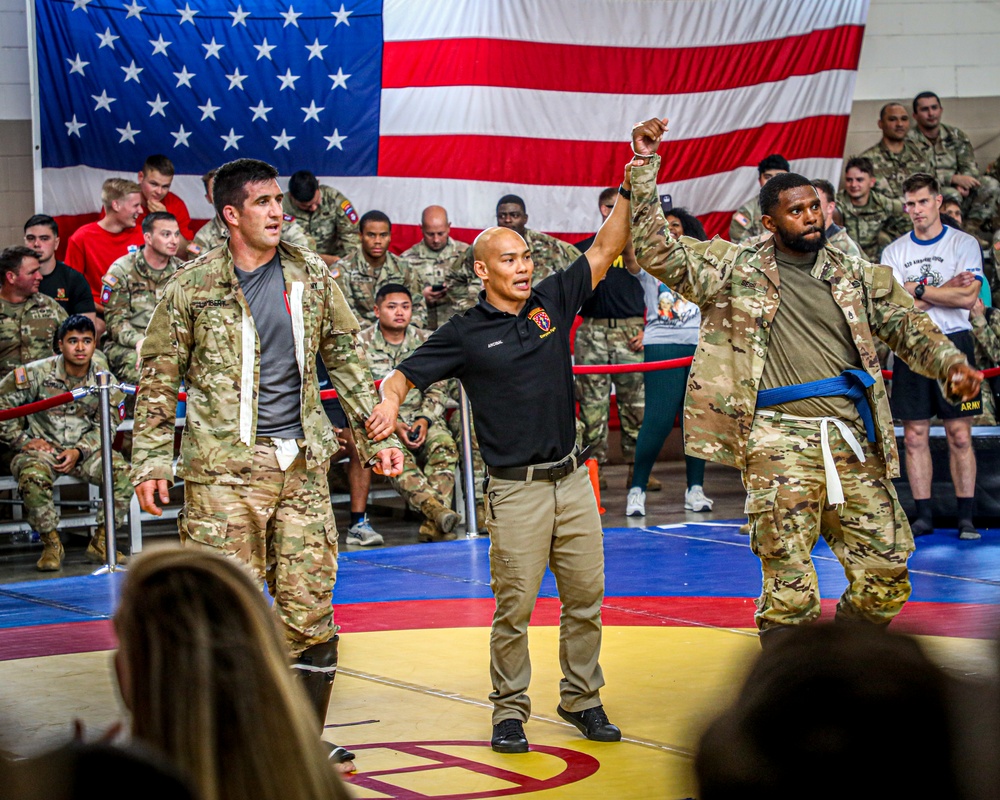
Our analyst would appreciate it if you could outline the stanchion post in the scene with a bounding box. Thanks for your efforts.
[457,381,479,538]
[94,371,120,573]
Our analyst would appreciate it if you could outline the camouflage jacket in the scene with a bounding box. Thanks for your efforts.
[0,293,67,382]
[826,225,864,259]
[0,352,123,459]
[402,237,469,329]
[281,184,360,258]
[630,155,968,476]
[336,249,427,328]
[836,189,910,262]
[357,324,449,423]
[907,123,981,186]
[445,228,581,313]
[102,250,182,358]
[859,139,932,200]
[971,306,1000,367]
[131,241,400,486]
[729,195,764,243]
[191,214,311,256]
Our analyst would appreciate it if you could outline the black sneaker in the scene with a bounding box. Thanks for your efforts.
[958,520,981,541]
[557,704,622,742]
[491,718,529,753]
[910,518,934,537]
[323,741,356,763]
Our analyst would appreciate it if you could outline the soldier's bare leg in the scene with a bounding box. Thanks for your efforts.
[901,420,933,498]
[943,417,976,496]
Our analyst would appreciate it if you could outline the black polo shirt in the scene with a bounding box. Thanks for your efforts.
[39,260,96,316]
[397,254,593,467]
[575,234,644,319]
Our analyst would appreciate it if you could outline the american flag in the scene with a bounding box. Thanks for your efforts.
[34,0,868,249]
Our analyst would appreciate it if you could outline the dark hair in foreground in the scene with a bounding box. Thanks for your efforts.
[759,173,814,218]
[757,153,790,176]
[810,179,836,204]
[496,194,526,213]
[359,209,391,232]
[0,245,38,282]
[913,90,941,112]
[24,214,58,236]
[288,170,319,203]
[213,159,279,220]
[54,314,96,352]
[902,172,940,196]
[375,282,411,303]
[665,207,707,241]
[142,154,175,177]
[845,156,874,177]
[142,211,177,235]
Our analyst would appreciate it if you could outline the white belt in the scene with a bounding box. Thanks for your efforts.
[754,411,866,506]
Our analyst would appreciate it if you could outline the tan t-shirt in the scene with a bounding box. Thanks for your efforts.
[759,248,862,421]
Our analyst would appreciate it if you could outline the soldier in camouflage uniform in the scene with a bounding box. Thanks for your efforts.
[628,117,981,643]
[402,205,469,330]
[812,180,863,258]
[836,156,911,262]
[860,102,931,201]
[282,170,361,264]
[908,92,1000,244]
[445,194,581,314]
[103,212,184,387]
[131,158,403,769]
[358,283,460,542]
[0,246,66,382]
[189,168,312,257]
[337,210,427,328]
[729,155,790,243]
[0,316,130,571]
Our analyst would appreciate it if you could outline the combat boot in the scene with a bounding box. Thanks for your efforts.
[292,635,355,765]
[85,527,126,565]
[418,518,439,543]
[420,497,460,537]
[36,531,64,572]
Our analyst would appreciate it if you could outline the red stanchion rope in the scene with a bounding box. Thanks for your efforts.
[0,391,75,421]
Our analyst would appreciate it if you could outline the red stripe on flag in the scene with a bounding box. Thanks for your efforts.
[378,115,849,185]
[383,25,865,94]
[389,224,591,256]
[698,210,736,240]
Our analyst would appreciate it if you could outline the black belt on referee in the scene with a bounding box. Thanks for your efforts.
[486,446,592,483]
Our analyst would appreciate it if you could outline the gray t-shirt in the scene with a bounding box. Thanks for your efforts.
[234,253,304,439]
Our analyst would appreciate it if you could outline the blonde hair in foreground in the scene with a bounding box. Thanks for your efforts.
[114,548,351,800]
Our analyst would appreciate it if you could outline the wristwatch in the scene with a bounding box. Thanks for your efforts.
[914,283,926,299]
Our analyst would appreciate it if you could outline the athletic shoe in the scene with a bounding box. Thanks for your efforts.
[958,520,981,541]
[347,516,384,547]
[625,487,646,517]
[684,485,714,512]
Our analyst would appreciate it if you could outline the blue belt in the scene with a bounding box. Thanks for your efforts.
[757,369,877,443]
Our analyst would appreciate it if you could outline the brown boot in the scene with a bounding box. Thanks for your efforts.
[420,498,460,536]
[86,527,126,565]
[36,531,64,572]
[418,518,439,543]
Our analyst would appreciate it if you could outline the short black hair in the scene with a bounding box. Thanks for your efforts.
[55,313,96,352]
[598,187,618,205]
[359,209,391,233]
[496,194,526,213]
[902,172,939,196]
[845,156,875,177]
[288,170,319,203]
[213,159,279,220]
[0,245,38,282]
[757,154,790,176]
[142,154,175,177]
[664,207,707,241]
[913,91,941,112]
[811,179,836,203]
[759,173,814,218]
[201,168,218,193]
[879,101,907,120]
[142,211,177,235]
[24,214,58,236]
[375,282,411,304]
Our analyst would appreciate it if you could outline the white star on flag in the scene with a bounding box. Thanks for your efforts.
[147,93,168,116]
[92,90,115,112]
[121,60,143,83]
[272,129,295,150]
[221,128,243,150]
[202,38,223,59]
[280,5,301,27]
[65,115,86,137]
[332,4,352,26]
[254,38,276,60]
[122,0,145,20]
[198,98,220,120]
[150,34,171,56]
[226,68,248,91]
[305,38,327,60]
[178,3,198,24]
[97,28,119,49]
[72,0,92,12]
[173,66,195,88]
[277,69,300,90]
[67,54,89,76]
[249,101,272,121]
[171,125,191,147]
[324,129,346,150]
[229,5,250,26]
[116,122,140,143]
[301,101,323,122]
[328,68,350,90]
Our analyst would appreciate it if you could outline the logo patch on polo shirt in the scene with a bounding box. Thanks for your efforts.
[528,307,551,332]
[56,288,67,300]
[340,200,358,223]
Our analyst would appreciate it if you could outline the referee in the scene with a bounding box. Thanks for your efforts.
[366,123,662,753]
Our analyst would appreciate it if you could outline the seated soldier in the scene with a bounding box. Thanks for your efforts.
[836,156,911,262]
[811,179,863,258]
[730,154,789,243]
[103,212,183,388]
[0,315,131,571]
[282,169,361,265]
[358,283,460,541]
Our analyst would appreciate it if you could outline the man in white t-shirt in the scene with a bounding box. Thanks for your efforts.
[881,172,984,540]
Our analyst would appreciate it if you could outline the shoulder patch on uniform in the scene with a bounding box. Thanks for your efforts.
[340,199,359,224]
[330,266,340,280]
[283,213,295,223]
[13,366,28,388]
[100,285,112,304]
[127,245,139,254]
[103,273,118,286]
[733,212,750,228]
[118,400,127,421]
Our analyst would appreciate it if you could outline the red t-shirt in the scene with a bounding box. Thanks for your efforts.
[98,192,195,240]
[64,222,144,305]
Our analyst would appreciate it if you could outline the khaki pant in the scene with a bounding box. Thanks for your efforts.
[180,440,337,657]
[484,462,606,724]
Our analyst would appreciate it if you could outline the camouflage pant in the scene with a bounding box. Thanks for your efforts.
[180,441,337,657]
[743,414,913,631]
[104,342,140,387]
[390,425,458,514]
[447,384,485,502]
[11,448,132,533]
[942,174,1000,228]
[574,318,645,463]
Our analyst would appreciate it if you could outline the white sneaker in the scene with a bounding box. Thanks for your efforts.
[626,487,646,517]
[347,516,384,547]
[684,485,714,512]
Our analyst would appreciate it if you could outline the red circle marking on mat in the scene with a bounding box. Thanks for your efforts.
[342,740,600,799]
